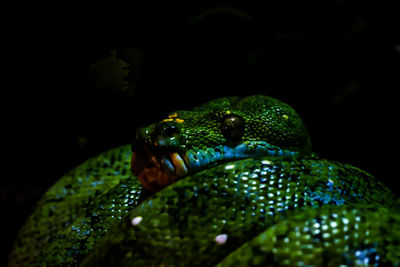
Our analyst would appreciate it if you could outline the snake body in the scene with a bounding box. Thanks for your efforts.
[9,95,400,266]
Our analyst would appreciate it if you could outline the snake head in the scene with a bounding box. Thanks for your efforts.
[131,95,312,191]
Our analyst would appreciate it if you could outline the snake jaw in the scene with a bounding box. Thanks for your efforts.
[132,140,299,192]
[131,145,189,192]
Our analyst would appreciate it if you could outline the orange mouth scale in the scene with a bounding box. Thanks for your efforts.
[131,146,189,191]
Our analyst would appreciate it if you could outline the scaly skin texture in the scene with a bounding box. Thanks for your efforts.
[9,95,400,266]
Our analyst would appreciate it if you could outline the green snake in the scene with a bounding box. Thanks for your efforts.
[9,95,400,266]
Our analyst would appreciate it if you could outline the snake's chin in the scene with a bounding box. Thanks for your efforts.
[131,145,188,192]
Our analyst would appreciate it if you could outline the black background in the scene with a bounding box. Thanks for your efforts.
[3,1,400,265]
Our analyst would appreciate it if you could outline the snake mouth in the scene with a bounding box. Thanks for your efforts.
[131,145,189,191]
[132,140,299,192]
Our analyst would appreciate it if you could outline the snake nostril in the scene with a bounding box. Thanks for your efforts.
[163,125,180,138]
[132,126,153,152]
[135,123,181,148]
[135,126,151,140]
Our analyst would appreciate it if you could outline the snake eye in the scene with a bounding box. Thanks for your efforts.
[221,115,245,144]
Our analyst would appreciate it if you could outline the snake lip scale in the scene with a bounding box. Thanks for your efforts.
[131,143,189,191]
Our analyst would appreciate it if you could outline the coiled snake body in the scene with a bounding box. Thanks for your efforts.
[9,95,400,266]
